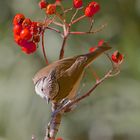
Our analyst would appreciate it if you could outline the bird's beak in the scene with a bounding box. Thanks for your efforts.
[47,98,50,104]
[45,96,50,104]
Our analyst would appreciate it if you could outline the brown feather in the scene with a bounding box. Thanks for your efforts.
[33,44,111,103]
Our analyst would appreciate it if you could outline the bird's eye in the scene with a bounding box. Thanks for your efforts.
[41,88,43,91]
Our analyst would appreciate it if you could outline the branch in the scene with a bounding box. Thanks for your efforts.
[52,68,120,117]
[59,35,69,59]
[70,9,79,23]
[63,7,73,14]
[88,18,95,32]
[42,31,49,65]
[88,66,100,81]
[70,15,86,25]
[55,12,67,25]
[45,26,62,34]
[70,23,107,35]
[52,21,63,27]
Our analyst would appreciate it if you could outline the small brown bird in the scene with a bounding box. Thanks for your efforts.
[33,43,111,104]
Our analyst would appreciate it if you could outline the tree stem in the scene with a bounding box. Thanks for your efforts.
[42,31,49,65]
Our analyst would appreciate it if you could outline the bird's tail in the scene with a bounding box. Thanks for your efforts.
[82,42,111,67]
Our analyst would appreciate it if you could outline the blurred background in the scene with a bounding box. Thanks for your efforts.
[0,0,140,140]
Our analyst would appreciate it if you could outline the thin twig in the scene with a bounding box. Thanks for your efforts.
[64,7,73,13]
[70,9,79,23]
[55,12,67,25]
[45,26,62,34]
[52,69,119,117]
[42,31,49,65]
[70,23,107,35]
[104,52,114,68]
[89,18,95,32]
[52,68,119,117]
[89,66,100,81]
[53,21,63,27]
[71,15,86,25]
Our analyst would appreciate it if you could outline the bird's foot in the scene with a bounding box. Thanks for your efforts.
[59,98,77,113]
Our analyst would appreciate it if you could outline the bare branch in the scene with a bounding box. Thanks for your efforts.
[88,66,100,81]
[55,12,67,25]
[70,9,79,23]
[63,7,73,14]
[52,68,120,117]
[70,23,107,35]
[42,31,49,65]
[45,26,62,34]
[71,15,86,25]
[52,21,63,27]
[88,18,95,32]
[59,35,69,59]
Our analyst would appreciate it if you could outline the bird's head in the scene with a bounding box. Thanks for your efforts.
[34,69,59,104]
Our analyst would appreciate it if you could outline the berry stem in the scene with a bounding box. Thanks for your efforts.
[63,7,73,14]
[88,18,95,32]
[46,26,62,34]
[71,15,86,25]
[59,35,69,59]
[55,12,67,25]
[70,9,79,23]
[53,21,63,27]
[41,30,49,65]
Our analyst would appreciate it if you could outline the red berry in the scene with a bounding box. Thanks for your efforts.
[20,28,32,40]
[21,41,37,54]
[111,51,123,64]
[56,0,62,2]
[89,1,100,14]
[73,0,83,8]
[13,25,22,35]
[98,39,104,47]
[13,14,25,25]
[85,6,94,17]
[22,18,32,29]
[14,35,28,46]
[85,2,100,17]
[89,47,96,52]
[30,22,41,35]
[46,4,56,15]
[14,35,21,44]
[39,1,47,9]
[56,0,62,3]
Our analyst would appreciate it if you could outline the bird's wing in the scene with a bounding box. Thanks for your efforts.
[53,56,87,102]
[33,56,77,84]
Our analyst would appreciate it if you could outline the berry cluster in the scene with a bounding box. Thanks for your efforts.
[73,0,100,17]
[39,0,56,15]
[90,40,123,64]
[13,14,41,54]
[13,0,123,64]
[39,0,100,17]
[13,0,101,55]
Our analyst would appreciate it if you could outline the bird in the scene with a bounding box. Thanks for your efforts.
[33,43,111,104]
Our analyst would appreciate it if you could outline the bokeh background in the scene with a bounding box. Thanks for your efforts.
[0,0,140,140]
